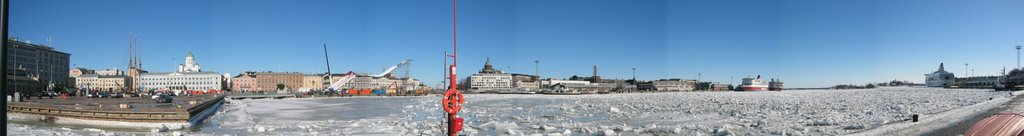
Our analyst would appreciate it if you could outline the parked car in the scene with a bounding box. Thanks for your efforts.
[40,91,58,97]
[152,93,173,103]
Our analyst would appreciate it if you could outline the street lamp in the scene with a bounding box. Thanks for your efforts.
[534,60,539,89]
[1017,45,1021,70]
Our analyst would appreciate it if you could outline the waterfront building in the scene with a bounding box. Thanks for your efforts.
[955,76,1000,88]
[69,68,94,78]
[698,82,732,91]
[925,63,955,87]
[75,74,128,92]
[466,73,513,92]
[541,79,591,88]
[96,68,125,76]
[7,68,40,95]
[5,38,72,90]
[341,76,422,92]
[652,78,697,91]
[539,78,619,93]
[464,58,513,92]
[139,52,224,91]
[140,72,224,91]
[302,74,326,91]
[231,72,257,92]
[511,74,539,90]
[396,78,423,92]
[553,83,618,93]
[254,72,303,92]
[222,73,232,90]
[636,81,655,91]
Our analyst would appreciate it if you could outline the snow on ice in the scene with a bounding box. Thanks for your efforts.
[7,87,1015,135]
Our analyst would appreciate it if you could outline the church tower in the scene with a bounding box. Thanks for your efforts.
[178,51,202,73]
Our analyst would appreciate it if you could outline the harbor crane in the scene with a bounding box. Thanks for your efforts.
[325,60,411,91]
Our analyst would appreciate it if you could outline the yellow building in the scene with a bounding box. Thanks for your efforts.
[302,74,325,91]
[75,74,128,92]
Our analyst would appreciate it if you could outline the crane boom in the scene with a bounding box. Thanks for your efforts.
[326,72,357,91]
[374,60,410,77]
[326,60,410,91]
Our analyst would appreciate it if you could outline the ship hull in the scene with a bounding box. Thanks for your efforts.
[741,86,768,91]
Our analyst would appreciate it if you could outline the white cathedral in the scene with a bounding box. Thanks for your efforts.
[139,51,225,91]
[178,51,201,73]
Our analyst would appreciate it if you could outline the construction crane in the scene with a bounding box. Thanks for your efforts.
[386,81,399,94]
[325,60,412,91]
[325,71,357,91]
[375,59,411,77]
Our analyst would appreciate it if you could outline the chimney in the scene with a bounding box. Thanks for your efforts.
[592,65,601,83]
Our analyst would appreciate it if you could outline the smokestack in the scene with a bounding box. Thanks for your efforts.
[592,65,600,83]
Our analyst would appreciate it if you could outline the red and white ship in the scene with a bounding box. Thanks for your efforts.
[739,75,769,91]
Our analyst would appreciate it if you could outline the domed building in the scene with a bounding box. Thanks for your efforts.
[463,58,513,93]
[178,51,201,73]
[140,52,225,91]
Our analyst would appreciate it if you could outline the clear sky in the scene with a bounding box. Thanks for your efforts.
[10,0,1024,88]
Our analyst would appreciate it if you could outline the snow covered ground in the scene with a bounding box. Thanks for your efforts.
[7,87,1015,135]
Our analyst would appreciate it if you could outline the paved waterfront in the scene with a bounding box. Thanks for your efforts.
[9,94,223,113]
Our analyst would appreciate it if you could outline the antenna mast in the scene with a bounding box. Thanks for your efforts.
[323,43,333,84]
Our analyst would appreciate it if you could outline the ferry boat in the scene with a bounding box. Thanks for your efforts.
[769,78,784,91]
[739,75,769,91]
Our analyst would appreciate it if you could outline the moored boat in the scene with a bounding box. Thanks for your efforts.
[740,75,769,91]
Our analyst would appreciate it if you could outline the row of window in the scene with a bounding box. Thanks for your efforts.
[473,77,512,79]
[142,77,220,81]
[142,82,220,86]
[258,81,300,83]
[77,83,121,87]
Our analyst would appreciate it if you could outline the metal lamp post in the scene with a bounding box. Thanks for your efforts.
[1017,45,1021,70]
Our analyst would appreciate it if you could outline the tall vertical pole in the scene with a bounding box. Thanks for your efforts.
[535,60,539,89]
[698,72,702,91]
[730,76,734,90]
[443,51,447,90]
[1017,45,1021,70]
[134,37,140,93]
[47,36,52,91]
[135,38,140,93]
[323,43,332,85]
[1,0,9,126]
[450,0,457,91]
[632,67,636,81]
[447,0,459,135]
[127,33,133,93]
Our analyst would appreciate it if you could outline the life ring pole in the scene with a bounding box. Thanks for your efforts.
[444,0,464,135]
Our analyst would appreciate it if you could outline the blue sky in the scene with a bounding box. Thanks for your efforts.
[10,0,1024,88]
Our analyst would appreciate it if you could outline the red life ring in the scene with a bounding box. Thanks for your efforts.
[442,90,464,114]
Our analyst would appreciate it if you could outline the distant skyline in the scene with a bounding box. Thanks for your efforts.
[9,0,1024,88]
